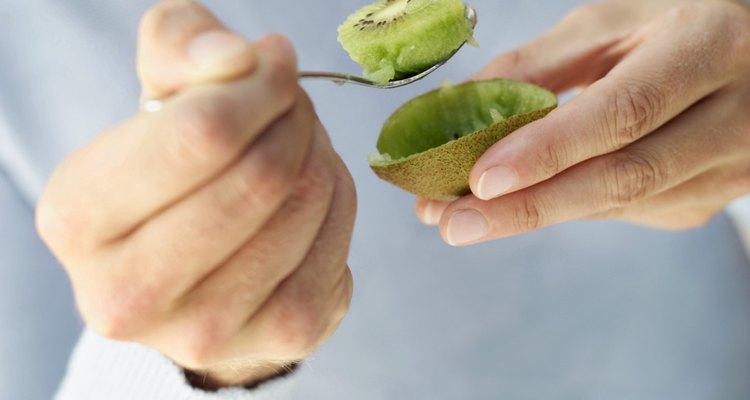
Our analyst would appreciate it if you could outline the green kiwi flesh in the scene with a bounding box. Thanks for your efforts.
[370,79,557,201]
[338,0,474,84]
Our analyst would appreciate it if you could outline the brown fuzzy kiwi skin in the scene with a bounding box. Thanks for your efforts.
[371,106,556,201]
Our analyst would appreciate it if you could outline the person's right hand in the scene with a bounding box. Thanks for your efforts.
[416,0,750,245]
[36,0,355,389]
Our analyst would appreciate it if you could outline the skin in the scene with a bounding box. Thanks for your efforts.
[416,0,750,246]
[36,0,355,389]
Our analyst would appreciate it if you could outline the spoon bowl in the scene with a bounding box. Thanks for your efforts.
[299,4,478,89]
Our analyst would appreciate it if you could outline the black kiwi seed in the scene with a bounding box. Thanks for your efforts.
[351,0,411,30]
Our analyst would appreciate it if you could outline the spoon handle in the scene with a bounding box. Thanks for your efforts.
[298,71,380,87]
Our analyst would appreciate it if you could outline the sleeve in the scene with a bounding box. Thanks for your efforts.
[727,195,750,258]
[55,330,299,400]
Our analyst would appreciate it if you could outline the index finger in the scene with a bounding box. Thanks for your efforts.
[469,3,749,201]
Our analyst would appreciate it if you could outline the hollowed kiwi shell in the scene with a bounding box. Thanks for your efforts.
[369,79,557,201]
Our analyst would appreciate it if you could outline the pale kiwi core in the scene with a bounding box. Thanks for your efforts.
[370,80,558,201]
[337,0,474,84]
[374,0,409,20]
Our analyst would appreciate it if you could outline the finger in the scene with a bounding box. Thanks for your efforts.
[415,197,450,226]
[75,90,319,337]
[470,3,748,201]
[38,35,299,249]
[217,160,356,365]
[470,0,678,90]
[571,77,750,225]
[178,126,338,330]
[137,0,257,99]
[590,162,750,229]
[137,128,340,368]
[440,78,744,245]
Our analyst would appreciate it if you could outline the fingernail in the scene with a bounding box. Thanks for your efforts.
[188,30,250,69]
[446,209,488,246]
[421,201,446,226]
[477,165,517,200]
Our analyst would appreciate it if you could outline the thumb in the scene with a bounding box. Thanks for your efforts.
[137,0,257,99]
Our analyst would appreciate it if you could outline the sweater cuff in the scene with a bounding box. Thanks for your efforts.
[55,329,298,400]
[727,195,750,259]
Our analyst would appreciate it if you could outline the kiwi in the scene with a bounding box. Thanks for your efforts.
[337,0,475,84]
[369,79,557,201]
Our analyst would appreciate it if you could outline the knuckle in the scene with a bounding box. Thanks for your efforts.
[605,82,664,146]
[225,104,318,213]
[509,196,545,233]
[261,54,298,112]
[293,158,337,207]
[606,151,663,206]
[84,283,160,340]
[289,176,331,212]
[178,312,227,369]
[269,290,327,358]
[534,140,566,177]
[271,321,317,360]
[231,147,298,212]
[166,100,236,168]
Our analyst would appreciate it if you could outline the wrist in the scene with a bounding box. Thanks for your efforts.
[184,360,300,391]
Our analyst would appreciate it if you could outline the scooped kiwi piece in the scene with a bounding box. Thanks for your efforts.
[369,80,557,201]
[337,0,475,84]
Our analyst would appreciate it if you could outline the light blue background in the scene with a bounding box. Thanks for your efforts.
[2,1,750,399]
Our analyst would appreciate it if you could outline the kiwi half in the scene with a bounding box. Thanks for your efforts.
[369,79,557,201]
[337,0,474,84]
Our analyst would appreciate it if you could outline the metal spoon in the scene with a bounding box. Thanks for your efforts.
[299,5,478,89]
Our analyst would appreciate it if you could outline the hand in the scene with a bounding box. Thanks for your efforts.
[416,0,750,246]
[36,1,355,388]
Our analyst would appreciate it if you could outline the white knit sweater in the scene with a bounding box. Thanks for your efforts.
[55,331,297,400]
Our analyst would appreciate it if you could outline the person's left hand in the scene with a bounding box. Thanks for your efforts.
[416,0,750,246]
